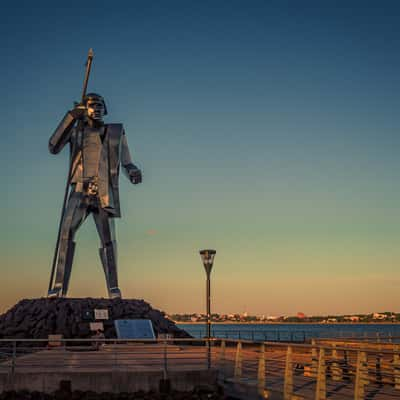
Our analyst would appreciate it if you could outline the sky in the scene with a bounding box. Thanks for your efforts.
[1,1,400,316]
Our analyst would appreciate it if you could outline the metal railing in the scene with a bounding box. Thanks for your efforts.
[0,338,399,399]
[216,338,400,399]
[180,327,400,343]
[0,338,212,375]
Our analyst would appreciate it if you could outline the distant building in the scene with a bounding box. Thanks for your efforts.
[297,312,306,319]
[344,316,360,322]
[373,313,387,320]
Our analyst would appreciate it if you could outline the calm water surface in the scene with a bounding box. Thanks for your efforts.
[177,323,400,341]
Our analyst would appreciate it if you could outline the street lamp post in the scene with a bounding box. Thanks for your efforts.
[199,249,216,370]
[199,249,216,340]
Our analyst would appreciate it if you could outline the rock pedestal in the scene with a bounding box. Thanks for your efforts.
[0,298,189,339]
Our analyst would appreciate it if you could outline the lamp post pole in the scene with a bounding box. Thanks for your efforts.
[206,268,211,339]
[199,249,216,369]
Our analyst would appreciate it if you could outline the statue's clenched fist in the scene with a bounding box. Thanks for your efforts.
[128,166,142,184]
[70,104,87,120]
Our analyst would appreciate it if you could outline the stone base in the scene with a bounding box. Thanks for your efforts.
[0,298,189,339]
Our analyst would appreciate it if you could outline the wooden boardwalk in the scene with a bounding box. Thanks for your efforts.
[217,342,400,399]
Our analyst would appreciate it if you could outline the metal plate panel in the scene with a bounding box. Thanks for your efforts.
[114,319,156,339]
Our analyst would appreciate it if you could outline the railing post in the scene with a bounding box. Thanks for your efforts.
[393,345,400,390]
[331,344,342,381]
[257,343,266,395]
[11,341,16,375]
[63,339,67,370]
[342,350,350,380]
[113,341,118,370]
[219,340,226,364]
[310,339,318,379]
[234,341,242,382]
[354,351,369,400]
[206,338,211,369]
[315,348,326,400]
[375,353,382,386]
[163,339,168,380]
[283,346,293,400]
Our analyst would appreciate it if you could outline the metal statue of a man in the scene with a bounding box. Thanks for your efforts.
[47,93,142,299]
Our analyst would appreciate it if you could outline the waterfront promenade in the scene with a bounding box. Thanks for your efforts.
[1,338,400,399]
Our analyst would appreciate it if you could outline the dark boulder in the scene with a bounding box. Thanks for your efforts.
[0,298,190,339]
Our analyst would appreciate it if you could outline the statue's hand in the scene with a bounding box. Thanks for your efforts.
[70,104,87,120]
[128,167,142,185]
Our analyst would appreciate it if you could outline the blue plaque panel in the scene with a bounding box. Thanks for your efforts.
[114,319,156,339]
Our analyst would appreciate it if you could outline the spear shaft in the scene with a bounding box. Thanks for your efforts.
[81,48,94,102]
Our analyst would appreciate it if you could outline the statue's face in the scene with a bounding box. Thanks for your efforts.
[86,99,105,121]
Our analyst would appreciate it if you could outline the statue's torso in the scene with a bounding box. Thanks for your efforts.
[70,126,110,206]
[82,127,104,181]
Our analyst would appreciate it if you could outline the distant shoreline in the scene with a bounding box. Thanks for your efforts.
[175,321,400,325]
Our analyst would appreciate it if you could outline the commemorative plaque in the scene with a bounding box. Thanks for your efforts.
[114,319,155,339]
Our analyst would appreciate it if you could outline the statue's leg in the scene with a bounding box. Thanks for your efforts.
[49,191,88,297]
[61,238,75,296]
[93,208,121,299]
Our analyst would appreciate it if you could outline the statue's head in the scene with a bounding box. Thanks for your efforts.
[83,93,107,122]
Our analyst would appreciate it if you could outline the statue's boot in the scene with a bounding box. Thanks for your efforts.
[47,287,62,298]
[99,241,121,299]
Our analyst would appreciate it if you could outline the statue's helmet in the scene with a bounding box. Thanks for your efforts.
[83,93,108,115]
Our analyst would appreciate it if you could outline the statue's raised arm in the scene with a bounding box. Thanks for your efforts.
[48,105,86,154]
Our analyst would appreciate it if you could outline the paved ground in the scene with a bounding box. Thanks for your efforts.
[0,344,211,372]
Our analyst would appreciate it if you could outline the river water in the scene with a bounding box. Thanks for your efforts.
[177,323,400,342]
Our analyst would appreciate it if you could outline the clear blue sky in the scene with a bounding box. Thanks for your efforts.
[1,1,400,315]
